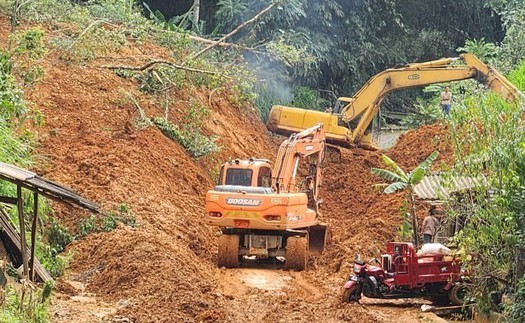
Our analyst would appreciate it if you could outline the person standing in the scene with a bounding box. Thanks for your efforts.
[421,207,440,244]
[440,86,452,116]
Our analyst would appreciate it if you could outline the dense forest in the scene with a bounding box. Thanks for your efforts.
[142,0,518,115]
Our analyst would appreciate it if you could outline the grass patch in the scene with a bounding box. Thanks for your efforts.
[146,97,220,158]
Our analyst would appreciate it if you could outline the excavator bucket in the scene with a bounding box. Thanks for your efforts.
[308,224,328,255]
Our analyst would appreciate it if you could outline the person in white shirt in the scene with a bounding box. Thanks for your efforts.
[440,86,452,116]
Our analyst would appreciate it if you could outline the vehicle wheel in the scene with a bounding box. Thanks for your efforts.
[449,284,469,306]
[217,234,240,268]
[284,236,308,271]
[341,285,361,303]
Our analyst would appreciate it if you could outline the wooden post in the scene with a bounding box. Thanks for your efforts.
[29,192,38,281]
[17,184,28,279]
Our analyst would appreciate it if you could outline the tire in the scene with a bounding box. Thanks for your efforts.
[284,236,308,271]
[217,234,240,268]
[341,285,361,303]
[449,284,469,306]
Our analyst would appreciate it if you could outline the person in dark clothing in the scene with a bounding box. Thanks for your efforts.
[421,207,440,244]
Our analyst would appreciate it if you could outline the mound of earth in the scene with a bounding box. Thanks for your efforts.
[3,13,454,322]
[13,25,274,321]
[319,123,454,274]
[389,123,453,169]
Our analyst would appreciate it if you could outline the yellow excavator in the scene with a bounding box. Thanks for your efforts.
[267,53,524,150]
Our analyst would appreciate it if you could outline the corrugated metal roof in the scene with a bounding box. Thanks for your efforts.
[414,174,487,200]
[0,162,36,181]
[0,161,100,212]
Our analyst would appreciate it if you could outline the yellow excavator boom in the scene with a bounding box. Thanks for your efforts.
[267,53,524,150]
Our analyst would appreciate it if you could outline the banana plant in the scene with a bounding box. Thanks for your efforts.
[371,151,439,249]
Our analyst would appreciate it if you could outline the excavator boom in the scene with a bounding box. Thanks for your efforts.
[267,53,524,150]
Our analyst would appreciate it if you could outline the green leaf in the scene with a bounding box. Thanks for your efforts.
[417,151,439,170]
[381,154,408,181]
[384,182,407,194]
[409,167,425,185]
[371,168,406,183]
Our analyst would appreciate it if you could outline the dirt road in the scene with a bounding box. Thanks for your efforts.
[212,266,448,322]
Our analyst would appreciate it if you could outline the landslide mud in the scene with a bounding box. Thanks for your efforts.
[2,13,454,322]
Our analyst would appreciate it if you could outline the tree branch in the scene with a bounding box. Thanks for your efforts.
[188,35,270,56]
[184,0,283,63]
[97,59,224,77]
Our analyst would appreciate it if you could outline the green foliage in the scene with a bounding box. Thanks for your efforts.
[401,102,443,128]
[291,86,329,111]
[508,63,525,92]
[78,214,97,237]
[11,28,47,58]
[215,0,249,31]
[457,38,498,61]
[153,116,220,158]
[47,218,74,255]
[266,32,316,69]
[0,51,26,124]
[18,0,155,63]
[9,27,48,86]
[507,276,525,321]
[52,26,127,63]
[77,204,137,235]
[447,64,525,315]
[152,101,220,158]
[372,151,438,246]
[41,280,54,303]
[497,5,525,70]
[0,28,60,322]
[0,285,50,323]
[255,87,287,123]
[398,201,412,241]
[136,66,184,93]
[101,213,120,232]
[38,244,72,278]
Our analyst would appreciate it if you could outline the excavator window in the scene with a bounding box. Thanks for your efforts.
[333,100,345,114]
[257,167,272,187]
[225,168,253,186]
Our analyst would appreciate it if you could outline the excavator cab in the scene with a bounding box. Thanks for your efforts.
[217,158,272,188]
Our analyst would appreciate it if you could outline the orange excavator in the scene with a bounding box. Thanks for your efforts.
[205,124,327,270]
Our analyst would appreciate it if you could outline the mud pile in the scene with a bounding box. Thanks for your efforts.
[389,123,453,169]
[4,12,454,321]
[15,28,274,320]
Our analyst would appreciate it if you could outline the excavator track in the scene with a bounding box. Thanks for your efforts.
[284,236,308,271]
[217,234,240,268]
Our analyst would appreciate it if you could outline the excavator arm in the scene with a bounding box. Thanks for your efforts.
[272,124,325,211]
[267,53,524,150]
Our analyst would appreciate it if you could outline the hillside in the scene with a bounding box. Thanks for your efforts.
[0,11,455,323]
